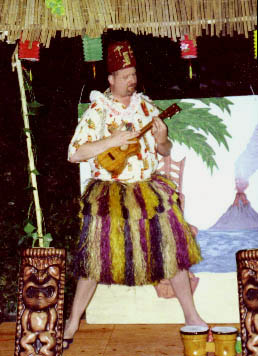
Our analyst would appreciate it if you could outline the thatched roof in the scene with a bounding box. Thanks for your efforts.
[0,0,257,47]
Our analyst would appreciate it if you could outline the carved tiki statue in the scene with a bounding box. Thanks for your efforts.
[14,248,66,356]
[236,249,258,356]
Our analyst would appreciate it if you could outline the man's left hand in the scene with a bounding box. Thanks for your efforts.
[152,117,172,156]
[151,116,168,144]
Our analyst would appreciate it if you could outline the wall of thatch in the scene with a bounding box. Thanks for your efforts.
[0,0,257,47]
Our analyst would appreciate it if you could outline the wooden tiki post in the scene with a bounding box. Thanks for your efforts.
[236,249,258,356]
[14,248,66,356]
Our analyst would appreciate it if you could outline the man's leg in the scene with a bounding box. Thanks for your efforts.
[169,269,207,326]
[64,277,97,339]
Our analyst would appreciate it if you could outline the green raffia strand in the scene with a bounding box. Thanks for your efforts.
[45,0,65,16]
[155,98,233,174]
[82,36,103,62]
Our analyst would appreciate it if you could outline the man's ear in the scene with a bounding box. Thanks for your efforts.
[108,74,114,86]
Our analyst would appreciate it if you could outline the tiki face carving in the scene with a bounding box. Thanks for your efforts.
[237,250,258,356]
[242,268,258,312]
[14,249,66,356]
[22,265,59,310]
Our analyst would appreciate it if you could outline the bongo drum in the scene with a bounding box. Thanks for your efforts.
[180,325,209,356]
[211,326,238,356]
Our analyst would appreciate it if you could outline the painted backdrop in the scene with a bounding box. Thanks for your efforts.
[78,95,258,323]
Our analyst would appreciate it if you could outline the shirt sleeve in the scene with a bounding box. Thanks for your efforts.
[68,102,104,161]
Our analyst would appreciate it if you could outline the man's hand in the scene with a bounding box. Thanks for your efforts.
[69,125,140,163]
[151,117,168,144]
[151,117,172,156]
[108,124,140,148]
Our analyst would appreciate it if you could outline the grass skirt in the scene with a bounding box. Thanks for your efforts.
[74,174,202,286]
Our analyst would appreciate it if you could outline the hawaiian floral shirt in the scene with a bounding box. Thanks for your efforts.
[68,89,161,183]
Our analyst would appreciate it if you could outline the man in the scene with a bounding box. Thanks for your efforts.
[64,40,206,349]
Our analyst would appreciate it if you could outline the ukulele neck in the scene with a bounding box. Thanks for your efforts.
[138,104,181,138]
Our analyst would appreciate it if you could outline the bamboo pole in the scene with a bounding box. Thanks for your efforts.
[15,54,44,248]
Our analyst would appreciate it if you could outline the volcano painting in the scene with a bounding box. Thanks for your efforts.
[188,96,258,274]
[209,192,258,231]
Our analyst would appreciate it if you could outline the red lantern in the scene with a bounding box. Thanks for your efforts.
[19,40,40,61]
[180,35,197,79]
[180,35,197,59]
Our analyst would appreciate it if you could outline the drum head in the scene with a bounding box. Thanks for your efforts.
[211,326,237,335]
[180,325,209,335]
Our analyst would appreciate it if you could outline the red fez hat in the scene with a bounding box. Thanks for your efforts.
[107,41,136,73]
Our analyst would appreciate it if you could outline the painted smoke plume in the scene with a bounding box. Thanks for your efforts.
[209,123,258,231]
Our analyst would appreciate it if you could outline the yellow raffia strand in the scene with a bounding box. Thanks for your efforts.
[157,174,177,190]
[109,182,125,284]
[124,184,142,221]
[129,220,147,285]
[88,181,103,216]
[139,182,159,219]
[78,199,85,230]
[254,30,257,59]
[172,204,202,264]
[158,213,178,278]
[87,216,101,281]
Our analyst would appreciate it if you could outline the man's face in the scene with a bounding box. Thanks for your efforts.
[110,67,137,98]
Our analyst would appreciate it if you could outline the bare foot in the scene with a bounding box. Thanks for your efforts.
[185,316,208,328]
[63,319,79,339]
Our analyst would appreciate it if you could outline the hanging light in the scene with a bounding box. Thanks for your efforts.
[180,35,197,79]
[82,35,103,79]
[19,40,40,61]
[82,35,103,62]
[45,0,65,16]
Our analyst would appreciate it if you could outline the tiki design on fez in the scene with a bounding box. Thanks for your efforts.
[236,250,258,356]
[15,248,65,356]
[114,45,134,67]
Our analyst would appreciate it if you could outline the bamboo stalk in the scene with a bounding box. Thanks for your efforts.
[226,0,230,36]
[167,0,176,41]
[192,0,198,38]
[210,0,215,36]
[15,54,44,247]
[98,0,109,29]
[142,0,149,35]
[215,0,221,36]
[162,0,171,37]
[73,0,81,30]
[46,29,52,48]
[131,0,139,34]
[229,0,234,36]
[144,0,151,35]
[251,0,257,27]
[200,0,205,31]
[156,0,165,37]
[244,0,252,32]
[174,0,182,39]
[240,0,248,38]
[128,0,135,34]
[80,0,87,29]
[221,0,226,36]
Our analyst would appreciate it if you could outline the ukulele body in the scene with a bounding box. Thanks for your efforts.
[97,140,140,176]
[96,103,180,176]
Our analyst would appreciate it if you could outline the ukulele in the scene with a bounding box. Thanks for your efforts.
[97,103,181,176]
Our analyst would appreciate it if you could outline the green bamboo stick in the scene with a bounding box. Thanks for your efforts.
[15,54,44,247]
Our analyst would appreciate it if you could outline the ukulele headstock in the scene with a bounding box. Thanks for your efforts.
[159,103,181,120]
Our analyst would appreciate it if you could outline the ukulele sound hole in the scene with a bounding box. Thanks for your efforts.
[108,152,115,160]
